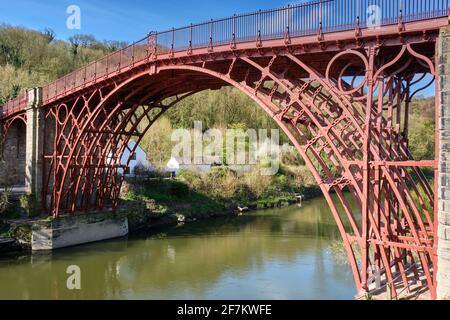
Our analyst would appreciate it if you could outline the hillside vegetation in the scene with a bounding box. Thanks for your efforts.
[0,25,436,201]
[0,25,127,104]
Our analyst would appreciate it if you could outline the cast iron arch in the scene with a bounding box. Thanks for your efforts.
[42,45,436,299]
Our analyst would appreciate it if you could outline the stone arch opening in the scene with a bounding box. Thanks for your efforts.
[1,117,26,187]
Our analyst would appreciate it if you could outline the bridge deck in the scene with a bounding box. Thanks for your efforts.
[1,0,449,119]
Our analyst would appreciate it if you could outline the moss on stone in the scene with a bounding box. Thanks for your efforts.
[10,223,32,244]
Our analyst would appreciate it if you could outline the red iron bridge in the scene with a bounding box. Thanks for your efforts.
[1,0,450,300]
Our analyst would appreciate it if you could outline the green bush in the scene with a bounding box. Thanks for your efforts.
[271,175,289,192]
[19,193,40,218]
[233,183,256,203]
[169,181,189,198]
[0,189,10,216]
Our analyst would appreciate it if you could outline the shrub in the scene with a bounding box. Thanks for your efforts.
[243,170,271,198]
[133,163,153,178]
[271,174,289,192]
[19,193,40,218]
[178,170,205,191]
[169,181,189,198]
[219,172,240,200]
[233,183,256,203]
[281,148,305,166]
[0,188,11,216]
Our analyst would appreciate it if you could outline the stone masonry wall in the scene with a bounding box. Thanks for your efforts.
[24,88,44,203]
[438,26,450,300]
[0,121,26,187]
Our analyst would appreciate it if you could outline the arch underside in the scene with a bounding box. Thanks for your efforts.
[0,113,27,144]
[42,43,437,299]
[0,114,27,186]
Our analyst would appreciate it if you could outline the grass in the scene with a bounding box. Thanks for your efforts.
[119,170,317,224]
[121,179,229,220]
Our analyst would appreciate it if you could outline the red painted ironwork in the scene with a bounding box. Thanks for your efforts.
[0,113,27,152]
[0,93,28,119]
[0,0,448,300]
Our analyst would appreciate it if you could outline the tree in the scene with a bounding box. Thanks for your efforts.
[68,34,98,55]
[43,28,56,43]
[103,40,129,52]
[140,117,174,167]
[0,25,112,101]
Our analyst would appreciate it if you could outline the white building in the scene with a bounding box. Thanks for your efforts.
[119,141,154,177]
[165,156,215,176]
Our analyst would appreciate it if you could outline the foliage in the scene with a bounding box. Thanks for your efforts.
[168,181,190,198]
[139,117,173,167]
[9,223,32,243]
[164,88,277,131]
[177,165,315,205]
[19,193,39,218]
[0,188,10,216]
[408,97,435,160]
[0,25,437,190]
[0,221,10,238]
[0,25,122,104]
[281,147,305,166]
[0,160,12,217]
[408,116,435,160]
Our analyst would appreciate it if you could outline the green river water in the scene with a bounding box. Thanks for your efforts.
[0,196,356,300]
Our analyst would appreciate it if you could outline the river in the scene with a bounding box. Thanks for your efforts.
[0,196,356,300]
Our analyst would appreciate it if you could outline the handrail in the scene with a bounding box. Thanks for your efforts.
[1,0,449,118]
[0,93,28,119]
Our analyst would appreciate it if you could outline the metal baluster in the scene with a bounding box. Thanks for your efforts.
[257,10,262,47]
[106,54,109,75]
[285,4,291,44]
[319,0,323,38]
[209,19,214,51]
[231,14,237,49]
[188,23,193,54]
[171,27,175,56]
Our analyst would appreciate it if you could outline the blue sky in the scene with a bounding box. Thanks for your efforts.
[0,0,298,42]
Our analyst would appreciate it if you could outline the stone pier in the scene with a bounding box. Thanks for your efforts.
[25,87,44,204]
[437,26,450,300]
[23,88,130,249]
[32,212,129,251]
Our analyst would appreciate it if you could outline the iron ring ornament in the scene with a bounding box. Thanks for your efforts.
[325,49,370,97]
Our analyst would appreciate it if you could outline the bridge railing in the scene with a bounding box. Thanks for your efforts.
[5,0,449,109]
[0,93,28,119]
[155,0,449,52]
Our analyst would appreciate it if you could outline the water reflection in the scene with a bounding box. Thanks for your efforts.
[0,197,356,300]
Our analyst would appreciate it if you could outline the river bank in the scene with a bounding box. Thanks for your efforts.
[119,177,321,233]
[0,175,322,251]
